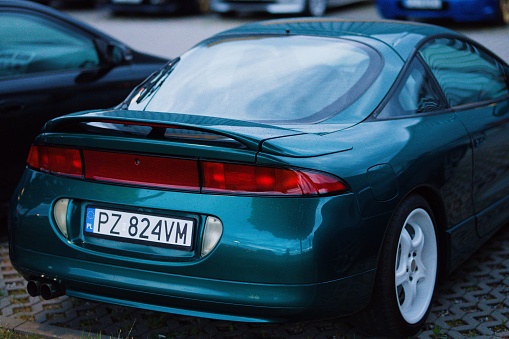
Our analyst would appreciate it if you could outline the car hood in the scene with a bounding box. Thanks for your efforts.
[45,110,353,157]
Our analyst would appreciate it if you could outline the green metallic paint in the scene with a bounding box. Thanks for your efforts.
[367,164,399,201]
[11,242,375,321]
[10,167,380,321]
[218,19,460,61]
[454,100,509,238]
[46,110,305,154]
[11,169,374,284]
[9,19,509,326]
[261,133,352,157]
[40,132,259,163]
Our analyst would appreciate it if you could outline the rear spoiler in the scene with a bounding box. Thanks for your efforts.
[43,110,304,152]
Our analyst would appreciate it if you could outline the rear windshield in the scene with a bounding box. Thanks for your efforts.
[128,35,382,123]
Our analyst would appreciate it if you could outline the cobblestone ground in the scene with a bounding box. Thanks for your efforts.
[3,225,509,338]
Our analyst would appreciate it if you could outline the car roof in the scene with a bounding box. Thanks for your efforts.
[213,18,464,60]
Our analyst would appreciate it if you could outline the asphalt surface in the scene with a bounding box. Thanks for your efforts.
[3,222,509,338]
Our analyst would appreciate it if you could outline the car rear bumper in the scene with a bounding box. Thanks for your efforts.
[210,0,306,14]
[376,0,499,21]
[11,245,375,321]
[9,168,387,321]
[105,0,184,13]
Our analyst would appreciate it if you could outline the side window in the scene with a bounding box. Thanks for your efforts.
[0,12,100,78]
[419,38,509,107]
[377,58,446,119]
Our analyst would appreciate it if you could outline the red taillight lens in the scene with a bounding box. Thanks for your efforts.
[83,150,200,191]
[202,161,347,195]
[27,146,348,196]
[27,145,82,178]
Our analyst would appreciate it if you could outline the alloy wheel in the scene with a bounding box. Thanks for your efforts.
[395,208,438,324]
[306,0,327,16]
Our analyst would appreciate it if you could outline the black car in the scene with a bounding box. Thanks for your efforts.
[33,0,96,8]
[0,0,167,218]
[105,0,209,15]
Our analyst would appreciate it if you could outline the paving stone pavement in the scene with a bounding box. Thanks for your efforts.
[3,225,509,338]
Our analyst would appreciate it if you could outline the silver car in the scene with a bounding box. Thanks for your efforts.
[210,0,361,16]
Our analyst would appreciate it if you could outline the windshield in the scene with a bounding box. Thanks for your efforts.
[128,35,381,123]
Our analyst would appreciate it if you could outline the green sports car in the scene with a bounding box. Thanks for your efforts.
[9,18,509,337]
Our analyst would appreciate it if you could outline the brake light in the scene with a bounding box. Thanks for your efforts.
[27,145,348,196]
[202,161,347,195]
[27,145,82,178]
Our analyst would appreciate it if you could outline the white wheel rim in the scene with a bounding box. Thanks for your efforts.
[395,208,437,324]
[308,0,327,16]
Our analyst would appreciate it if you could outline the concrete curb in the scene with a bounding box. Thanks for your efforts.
[0,315,86,338]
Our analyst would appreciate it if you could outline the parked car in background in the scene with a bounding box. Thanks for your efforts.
[32,0,96,8]
[0,0,167,220]
[210,0,361,17]
[377,0,509,25]
[105,0,209,15]
[9,18,509,337]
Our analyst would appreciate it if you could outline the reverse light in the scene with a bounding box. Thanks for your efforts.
[201,216,223,257]
[53,198,70,238]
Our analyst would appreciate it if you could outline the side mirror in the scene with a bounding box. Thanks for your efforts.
[94,39,133,68]
[76,40,133,83]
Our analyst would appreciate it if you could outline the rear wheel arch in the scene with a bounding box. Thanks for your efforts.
[353,190,446,336]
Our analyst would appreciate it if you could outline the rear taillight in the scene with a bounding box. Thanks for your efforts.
[27,145,348,196]
[201,162,347,195]
[27,145,82,178]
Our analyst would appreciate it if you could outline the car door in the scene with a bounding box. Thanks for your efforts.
[419,37,509,237]
[375,56,474,229]
[0,6,163,206]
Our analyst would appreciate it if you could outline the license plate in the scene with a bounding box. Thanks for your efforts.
[85,207,194,250]
[403,0,442,9]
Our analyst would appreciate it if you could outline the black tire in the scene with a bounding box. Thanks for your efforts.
[353,194,439,337]
[185,0,209,14]
[304,0,328,16]
[196,0,210,13]
[495,0,509,25]
[50,0,95,9]
[218,10,236,18]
